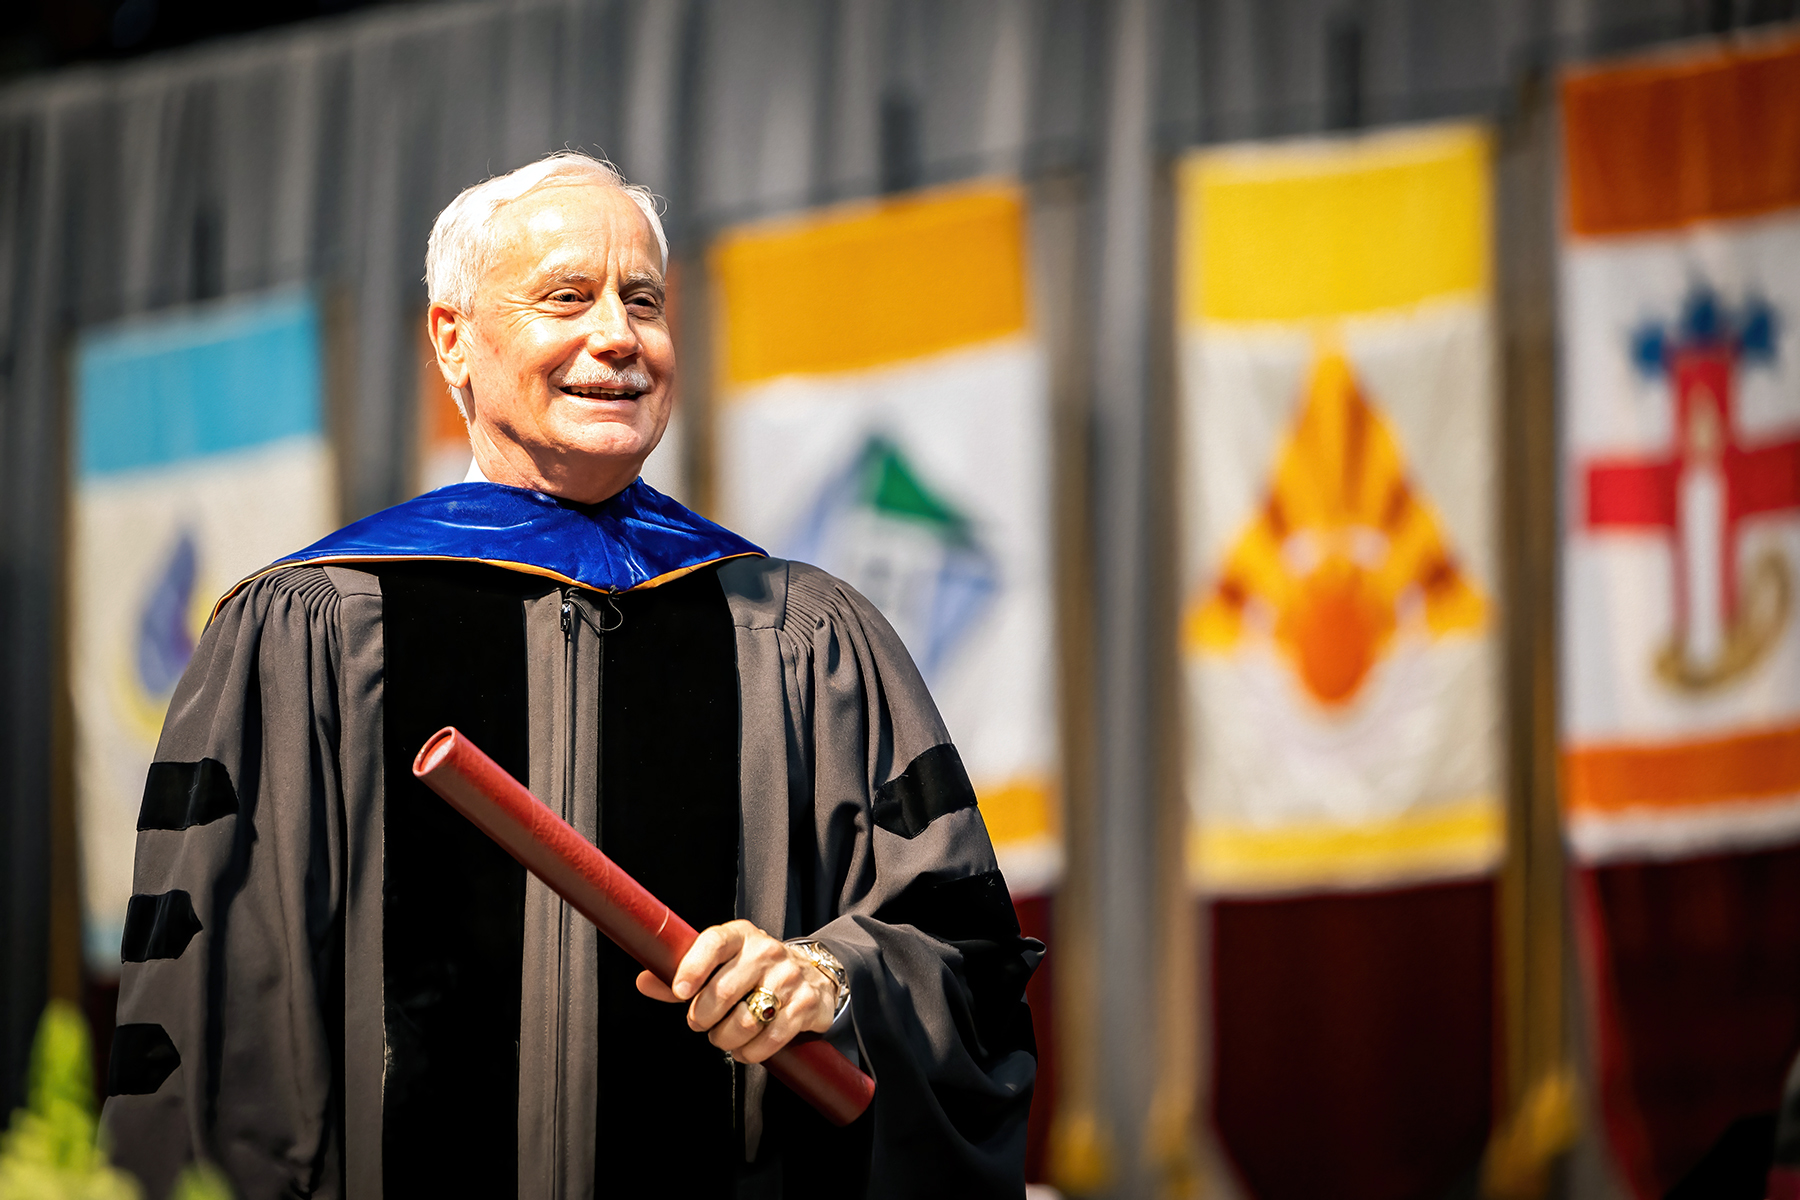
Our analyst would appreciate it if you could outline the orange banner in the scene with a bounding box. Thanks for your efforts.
[1564,32,1800,236]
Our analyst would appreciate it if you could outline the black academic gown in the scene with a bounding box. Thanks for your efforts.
[103,482,1041,1200]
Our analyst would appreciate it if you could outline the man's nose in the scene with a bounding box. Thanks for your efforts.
[584,292,639,357]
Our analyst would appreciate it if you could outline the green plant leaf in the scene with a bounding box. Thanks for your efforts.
[0,1001,143,1200]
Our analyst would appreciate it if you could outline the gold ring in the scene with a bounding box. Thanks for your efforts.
[742,986,780,1024]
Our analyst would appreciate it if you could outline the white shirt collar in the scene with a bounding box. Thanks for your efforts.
[463,457,489,484]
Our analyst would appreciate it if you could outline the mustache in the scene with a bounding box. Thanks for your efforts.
[554,363,653,392]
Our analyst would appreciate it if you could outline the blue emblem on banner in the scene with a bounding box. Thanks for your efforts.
[136,529,199,697]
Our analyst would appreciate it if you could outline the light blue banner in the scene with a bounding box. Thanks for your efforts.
[76,289,323,479]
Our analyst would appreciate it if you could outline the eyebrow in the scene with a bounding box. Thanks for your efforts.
[538,269,599,289]
[536,268,664,297]
[619,270,665,296]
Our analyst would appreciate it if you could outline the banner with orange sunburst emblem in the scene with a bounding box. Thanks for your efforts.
[1179,124,1502,898]
[1177,122,1503,1200]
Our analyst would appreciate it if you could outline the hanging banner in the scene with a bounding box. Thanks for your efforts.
[71,290,335,975]
[1560,33,1800,1196]
[711,183,1059,895]
[1180,123,1502,896]
[1178,123,1502,1199]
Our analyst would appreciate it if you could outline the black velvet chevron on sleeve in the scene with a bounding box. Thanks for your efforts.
[120,890,203,962]
[137,758,238,831]
[872,743,978,838]
[108,1024,181,1096]
[875,868,1038,1064]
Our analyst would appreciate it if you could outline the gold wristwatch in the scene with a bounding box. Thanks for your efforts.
[788,939,850,1019]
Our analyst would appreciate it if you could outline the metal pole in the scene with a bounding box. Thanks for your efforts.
[1089,0,1161,1194]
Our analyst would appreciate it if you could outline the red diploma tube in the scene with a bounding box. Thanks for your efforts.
[413,725,876,1127]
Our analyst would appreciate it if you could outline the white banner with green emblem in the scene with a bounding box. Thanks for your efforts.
[711,184,1060,893]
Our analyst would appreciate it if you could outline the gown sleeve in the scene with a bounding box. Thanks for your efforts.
[101,567,348,1200]
[778,564,1042,1199]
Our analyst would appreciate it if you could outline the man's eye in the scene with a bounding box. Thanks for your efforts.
[552,291,583,303]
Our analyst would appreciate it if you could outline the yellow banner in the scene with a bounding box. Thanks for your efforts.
[1181,123,1491,325]
[710,182,1029,387]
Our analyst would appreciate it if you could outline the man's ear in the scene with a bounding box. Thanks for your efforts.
[427,301,472,391]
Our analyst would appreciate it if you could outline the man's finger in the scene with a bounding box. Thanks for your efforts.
[706,997,767,1053]
[731,982,831,1065]
[671,922,746,1000]
[688,943,787,1032]
[635,970,679,1003]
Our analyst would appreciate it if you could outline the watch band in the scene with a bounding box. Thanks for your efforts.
[788,938,850,1019]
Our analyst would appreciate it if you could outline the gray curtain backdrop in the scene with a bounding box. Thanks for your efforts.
[0,0,1738,1172]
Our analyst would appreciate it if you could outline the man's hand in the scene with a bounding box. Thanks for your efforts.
[634,919,839,1063]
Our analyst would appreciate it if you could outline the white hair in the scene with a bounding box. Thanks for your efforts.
[425,151,668,315]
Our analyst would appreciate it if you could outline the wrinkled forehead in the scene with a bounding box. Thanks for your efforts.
[487,182,662,284]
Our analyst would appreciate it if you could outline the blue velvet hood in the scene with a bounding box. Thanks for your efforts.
[217,479,763,614]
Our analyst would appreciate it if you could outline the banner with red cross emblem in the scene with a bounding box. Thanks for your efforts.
[1559,31,1800,1196]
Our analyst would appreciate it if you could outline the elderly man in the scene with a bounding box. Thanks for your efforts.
[103,152,1040,1199]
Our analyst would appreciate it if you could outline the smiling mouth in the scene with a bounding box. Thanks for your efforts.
[558,382,646,401]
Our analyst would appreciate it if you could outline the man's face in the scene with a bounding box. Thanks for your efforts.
[449,181,674,500]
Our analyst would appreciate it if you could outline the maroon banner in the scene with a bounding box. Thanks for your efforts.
[1580,847,1800,1194]
[1210,880,1494,1200]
